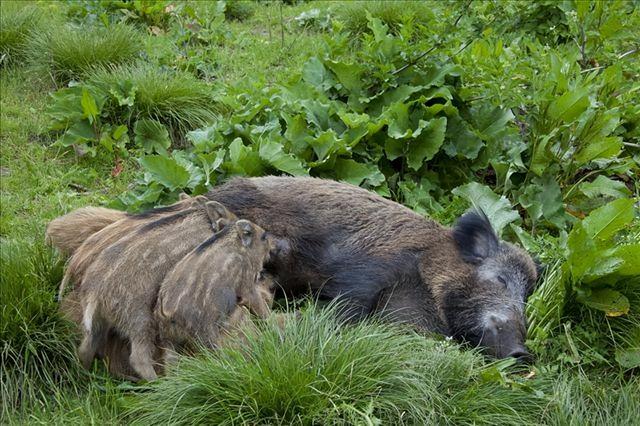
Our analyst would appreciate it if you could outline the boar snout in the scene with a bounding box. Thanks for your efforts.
[480,313,532,363]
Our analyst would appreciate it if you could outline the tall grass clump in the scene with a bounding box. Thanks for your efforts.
[546,373,640,426]
[222,0,255,21]
[27,23,141,82]
[128,303,547,425]
[336,1,435,35]
[0,237,81,418]
[0,1,43,65]
[87,64,219,140]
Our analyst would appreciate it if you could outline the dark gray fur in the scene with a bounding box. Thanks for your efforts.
[205,176,539,360]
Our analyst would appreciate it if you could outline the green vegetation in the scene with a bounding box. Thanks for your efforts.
[1,0,638,424]
[28,22,142,83]
[0,1,44,65]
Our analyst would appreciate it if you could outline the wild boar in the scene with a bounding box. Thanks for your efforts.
[155,221,276,364]
[205,176,539,361]
[76,200,235,381]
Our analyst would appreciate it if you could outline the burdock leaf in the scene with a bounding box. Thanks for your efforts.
[582,198,635,243]
[452,182,520,236]
[139,155,190,191]
[259,139,308,176]
[134,118,171,155]
[579,289,630,317]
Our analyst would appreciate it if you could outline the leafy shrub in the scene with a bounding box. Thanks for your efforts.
[294,8,333,32]
[27,23,142,82]
[66,0,176,29]
[119,15,520,209]
[0,2,43,65]
[527,199,640,368]
[46,64,219,157]
[457,20,639,231]
[128,304,547,425]
[336,0,436,35]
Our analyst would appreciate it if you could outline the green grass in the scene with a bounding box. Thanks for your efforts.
[0,1,44,65]
[86,64,219,143]
[127,303,544,425]
[1,1,638,424]
[548,373,640,426]
[335,0,437,35]
[27,22,142,83]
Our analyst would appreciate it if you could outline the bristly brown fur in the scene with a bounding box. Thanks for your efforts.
[205,176,538,359]
[61,198,237,380]
[155,221,276,365]
[46,207,127,257]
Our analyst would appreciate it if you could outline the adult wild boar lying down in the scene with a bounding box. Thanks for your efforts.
[52,176,539,361]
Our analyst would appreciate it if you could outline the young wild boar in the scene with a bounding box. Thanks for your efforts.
[155,220,276,364]
[76,200,236,381]
[204,176,539,362]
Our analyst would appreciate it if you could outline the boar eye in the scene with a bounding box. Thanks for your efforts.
[497,276,507,288]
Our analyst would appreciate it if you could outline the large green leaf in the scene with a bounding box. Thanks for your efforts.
[302,57,333,91]
[452,182,520,236]
[406,117,447,171]
[81,88,99,124]
[134,118,171,155]
[139,155,190,191]
[565,222,600,279]
[579,288,630,317]
[227,138,265,176]
[334,158,384,186]
[308,129,340,163]
[548,87,590,123]
[574,136,622,164]
[612,244,640,276]
[59,119,96,146]
[474,106,514,141]
[386,102,411,139]
[259,139,308,176]
[579,175,631,199]
[582,198,635,242]
[517,175,567,229]
[443,115,483,159]
[325,60,363,94]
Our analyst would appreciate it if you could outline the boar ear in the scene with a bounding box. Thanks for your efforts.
[215,218,230,232]
[235,220,254,247]
[204,201,231,222]
[179,192,190,201]
[453,210,499,264]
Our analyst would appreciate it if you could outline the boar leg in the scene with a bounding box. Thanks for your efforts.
[78,300,108,370]
[129,337,158,381]
[241,290,271,320]
[160,340,180,369]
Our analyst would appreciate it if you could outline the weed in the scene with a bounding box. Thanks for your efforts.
[222,0,254,22]
[0,1,44,65]
[86,64,219,143]
[27,23,142,83]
